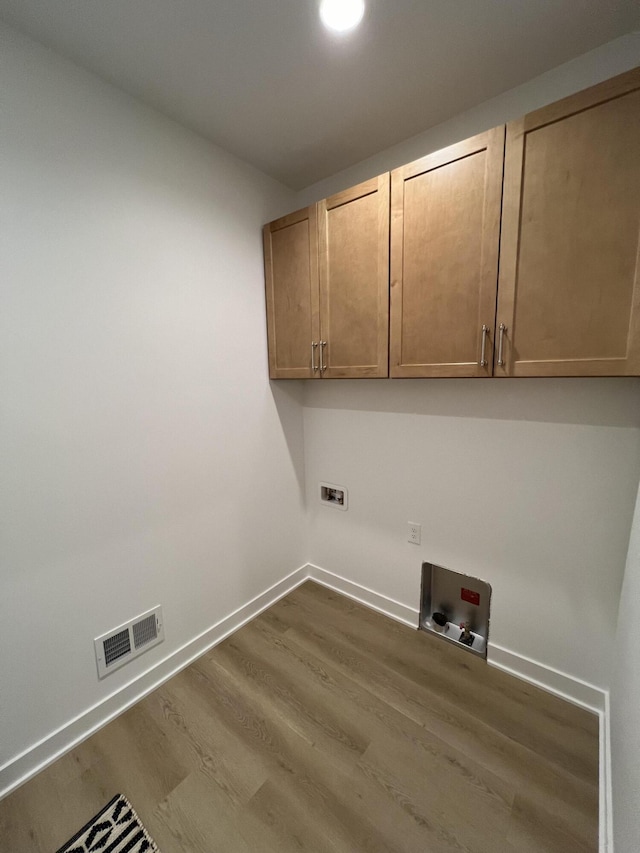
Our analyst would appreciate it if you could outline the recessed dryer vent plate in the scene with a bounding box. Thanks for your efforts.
[419,562,491,659]
[320,482,348,510]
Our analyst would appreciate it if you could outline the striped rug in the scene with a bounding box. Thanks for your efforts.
[55,794,160,853]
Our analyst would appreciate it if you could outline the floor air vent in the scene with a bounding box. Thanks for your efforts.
[94,606,164,679]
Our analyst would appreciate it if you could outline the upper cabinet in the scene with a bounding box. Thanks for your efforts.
[264,206,319,379]
[264,175,390,379]
[264,67,640,380]
[318,175,390,378]
[390,128,505,377]
[496,67,640,377]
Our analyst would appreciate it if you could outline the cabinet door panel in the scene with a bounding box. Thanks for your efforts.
[496,68,640,376]
[390,127,504,377]
[264,207,320,379]
[318,175,390,378]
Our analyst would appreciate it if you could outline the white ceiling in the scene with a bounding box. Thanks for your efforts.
[1,0,638,189]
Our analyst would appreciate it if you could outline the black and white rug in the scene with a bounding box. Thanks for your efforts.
[55,794,161,853]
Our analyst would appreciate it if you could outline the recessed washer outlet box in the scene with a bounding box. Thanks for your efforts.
[419,562,491,659]
[320,482,348,510]
[94,605,164,679]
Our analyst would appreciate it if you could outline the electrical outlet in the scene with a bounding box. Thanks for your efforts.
[407,522,421,545]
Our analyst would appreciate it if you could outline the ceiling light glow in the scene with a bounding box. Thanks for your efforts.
[320,0,365,33]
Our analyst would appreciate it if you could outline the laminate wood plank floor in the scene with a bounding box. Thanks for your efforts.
[0,581,599,853]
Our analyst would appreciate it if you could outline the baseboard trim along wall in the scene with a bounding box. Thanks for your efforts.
[600,691,614,853]
[306,563,606,712]
[0,565,309,801]
[305,564,612,853]
[307,564,420,628]
[487,643,606,714]
[0,561,613,853]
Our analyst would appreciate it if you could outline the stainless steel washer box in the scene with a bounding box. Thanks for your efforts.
[420,562,492,659]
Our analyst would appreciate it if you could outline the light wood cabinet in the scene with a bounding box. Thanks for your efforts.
[264,206,319,379]
[318,175,390,378]
[264,176,389,379]
[389,128,505,377]
[496,67,640,377]
[264,67,640,380]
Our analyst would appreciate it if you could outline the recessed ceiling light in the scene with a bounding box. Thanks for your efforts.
[320,0,365,33]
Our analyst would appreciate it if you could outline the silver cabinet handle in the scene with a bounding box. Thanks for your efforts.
[320,341,327,373]
[497,323,507,367]
[311,341,318,372]
[479,325,489,367]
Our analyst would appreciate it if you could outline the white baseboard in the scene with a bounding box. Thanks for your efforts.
[307,566,613,852]
[487,642,612,853]
[600,691,614,853]
[1,561,615,853]
[0,565,308,801]
[487,642,606,714]
[307,564,420,628]
[306,564,607,712]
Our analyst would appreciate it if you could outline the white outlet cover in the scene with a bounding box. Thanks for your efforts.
[408,522,422,544]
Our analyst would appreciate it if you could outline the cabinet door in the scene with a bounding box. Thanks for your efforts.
[496,68,640,377]
[318,175,390,378]
[263,206,320,379]
[390,127,504,377]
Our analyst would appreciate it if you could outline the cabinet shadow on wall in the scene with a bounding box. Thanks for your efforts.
[269,380,307,495]
[299,377,640,429]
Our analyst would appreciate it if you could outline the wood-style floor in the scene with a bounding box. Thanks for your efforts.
[0,581,599,853]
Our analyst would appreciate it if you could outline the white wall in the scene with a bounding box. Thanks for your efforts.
[298,34,640,693]
[297,32,640,206]
[611,481,640,852]
[2,16,640,805]
[303,380,640,690]
[0,21,304,780]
